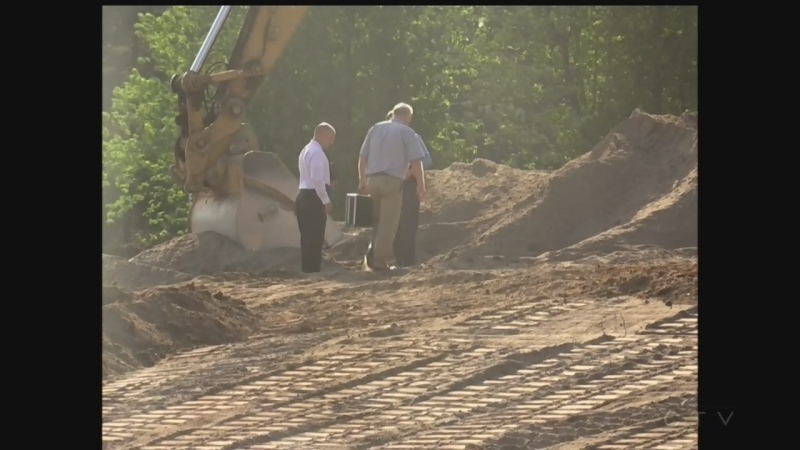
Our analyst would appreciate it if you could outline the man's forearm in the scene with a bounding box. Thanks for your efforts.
[410,160,425,189]
[358,155,368,180]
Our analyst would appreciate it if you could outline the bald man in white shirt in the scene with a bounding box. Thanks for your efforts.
[296,122,336,273]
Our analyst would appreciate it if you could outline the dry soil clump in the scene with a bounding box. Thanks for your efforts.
[102,284,260,379]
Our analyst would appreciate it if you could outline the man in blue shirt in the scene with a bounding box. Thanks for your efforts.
[358,103,427,271]
[387,109,432,267]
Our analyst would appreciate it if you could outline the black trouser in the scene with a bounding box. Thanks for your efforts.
[393,177,421,267]
[295,189,327,273]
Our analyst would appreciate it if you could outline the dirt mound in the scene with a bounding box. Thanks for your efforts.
[432,110,697,265]
[564,166,697,254]
[421,159,547,224]
[102,284,260,378]
[103,254,193,290]
[131,231,338,275]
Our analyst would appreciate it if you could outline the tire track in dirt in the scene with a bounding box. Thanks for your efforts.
[103,298,597,448]
[591,415,697,449]
[104,342,453,447]
[103,333,334,422]
[638,424,698,450]
[481,395,696,450]
[359,340,696,448]
[171,342,586,449]
[279,309,696,449]
[130,300,600,449]
[138,346,481,449]
[450,298,592,336]
[136,309,692,450]
[270,335,695,449]
[103,302,695,450]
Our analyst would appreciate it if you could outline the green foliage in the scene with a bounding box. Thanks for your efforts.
[103,69,188,246]
[102,6,170,110]
[102,5,697,251]
[102,6,245,248]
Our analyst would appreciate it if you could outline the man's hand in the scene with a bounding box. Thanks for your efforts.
[358,178,369,194]
[324,203,333,215]
[416,184,426,202]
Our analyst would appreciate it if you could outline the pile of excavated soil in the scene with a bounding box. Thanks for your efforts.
[103,254,192,290]
[565,166,697,255]
[416,160,549,261]
[102,283,260,378]
[131,231,339,276]
[420,159,547,224]
[433,110,697,266]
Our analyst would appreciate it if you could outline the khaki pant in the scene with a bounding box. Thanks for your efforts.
[368,173,404,268]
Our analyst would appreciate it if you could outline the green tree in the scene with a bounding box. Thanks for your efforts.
[103,6,245,249]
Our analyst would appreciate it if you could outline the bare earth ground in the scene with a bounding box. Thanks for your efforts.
[103,110,698,449]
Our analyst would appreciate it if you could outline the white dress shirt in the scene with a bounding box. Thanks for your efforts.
[298,139,331,205]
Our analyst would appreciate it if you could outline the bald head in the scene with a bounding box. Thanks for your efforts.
[391,102,414,125]
[313,122,336,150]
[314,122,335,138]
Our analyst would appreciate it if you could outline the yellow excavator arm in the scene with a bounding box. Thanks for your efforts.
[171,6,308,194]
[168,6,347,251]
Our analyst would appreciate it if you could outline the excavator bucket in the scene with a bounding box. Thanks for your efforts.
[189,150,349,252]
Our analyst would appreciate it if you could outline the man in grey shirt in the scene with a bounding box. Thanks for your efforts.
[379,109,433,267]
[358,102,427,271]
